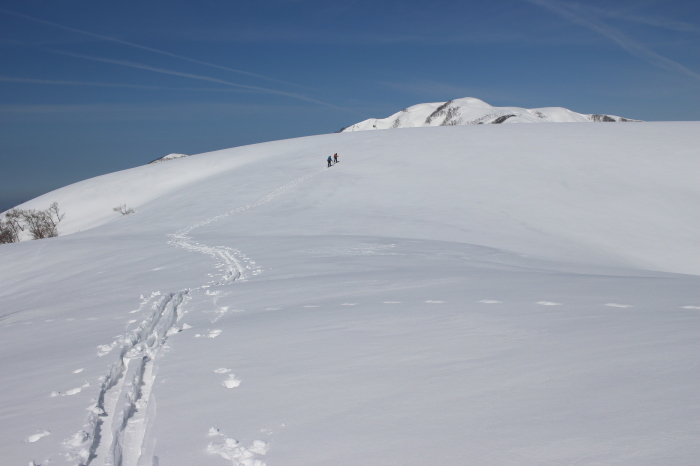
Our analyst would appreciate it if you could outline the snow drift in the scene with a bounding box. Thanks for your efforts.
[148,153,189,164]
[1,122,699,465]
[340,97,640,132]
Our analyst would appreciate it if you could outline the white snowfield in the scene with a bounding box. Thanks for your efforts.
[341,97,640,132]
[1,122,699,466]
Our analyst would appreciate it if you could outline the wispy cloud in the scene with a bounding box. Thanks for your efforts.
[31,49,339,108]
[585,4,700,35]
[0,101,336,123]
[0,8,302,88]
[0,8,348,108]
[0,102,268,114]
[0,76,251,92]
[524,0,700,81]
[165,27,546,47]
[620,15,699,34]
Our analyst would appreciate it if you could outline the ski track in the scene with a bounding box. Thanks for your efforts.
[62,169,325,465]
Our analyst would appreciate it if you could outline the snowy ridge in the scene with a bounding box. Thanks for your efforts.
[4,146,273,236]
[340,97,640,131]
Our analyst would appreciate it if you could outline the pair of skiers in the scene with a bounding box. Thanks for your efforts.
[327,153,339,167]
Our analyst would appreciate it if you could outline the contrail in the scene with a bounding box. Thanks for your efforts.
[588,5,700,35]
[0,36,338,107]
[0,76,251,92]
[523,0,700,82]
[0,8,303,88]
[50,50,339,107]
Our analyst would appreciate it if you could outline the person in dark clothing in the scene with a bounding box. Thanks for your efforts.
[333,153,339,164]
[327,155,332,167]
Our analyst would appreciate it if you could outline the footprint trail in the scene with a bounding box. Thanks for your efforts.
[61,169,325,465]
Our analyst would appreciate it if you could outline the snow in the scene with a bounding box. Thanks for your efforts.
[1,122,699,465]
[148,153,189,164]
[341,97,640,131]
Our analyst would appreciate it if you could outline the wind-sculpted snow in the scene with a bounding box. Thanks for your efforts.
[340,96,641,131]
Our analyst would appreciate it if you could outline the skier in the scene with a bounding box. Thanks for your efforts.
[327,155,332,167]
[333,153,339,164]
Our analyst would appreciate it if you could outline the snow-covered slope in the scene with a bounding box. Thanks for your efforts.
[1,122,699,466]
[341,97,640,131]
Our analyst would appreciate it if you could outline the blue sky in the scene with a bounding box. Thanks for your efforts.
[1,0,699,211]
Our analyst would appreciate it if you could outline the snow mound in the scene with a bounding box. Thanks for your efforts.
[340,97,641,131]
[148,153,189,164]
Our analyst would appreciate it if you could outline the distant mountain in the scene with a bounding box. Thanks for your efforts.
[340,97,640,132]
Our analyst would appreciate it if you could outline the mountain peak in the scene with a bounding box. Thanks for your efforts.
[340,97,640,132]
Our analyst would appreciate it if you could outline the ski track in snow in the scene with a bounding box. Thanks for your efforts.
[62,169,324,466]
[64,291,189,466]
[167,168,324,287]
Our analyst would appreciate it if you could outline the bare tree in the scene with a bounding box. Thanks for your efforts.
[0,203,65,244]
[0,209,23,244]
[47,202,65,224]
[113,204,135,216]
[20,210,55,239]
[18,203,65,240]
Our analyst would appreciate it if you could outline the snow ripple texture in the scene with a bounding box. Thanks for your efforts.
[64,168,324,465]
